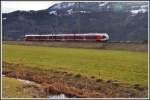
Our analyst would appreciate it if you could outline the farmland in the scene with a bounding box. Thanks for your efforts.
[2,76,46,98]
[2,76,32,98]
[2,43,148,98]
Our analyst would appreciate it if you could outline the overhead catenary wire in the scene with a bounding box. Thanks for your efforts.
[51,13,58,40]
[51,2,81,41]
[74,2,81,41]
[78,2,81,34]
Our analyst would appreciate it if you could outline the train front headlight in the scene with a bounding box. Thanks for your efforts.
[105,34,109,40]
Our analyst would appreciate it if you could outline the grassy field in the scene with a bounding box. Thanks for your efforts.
[2,76,46,98]
[2,77,33,98]
[2,44,148,87]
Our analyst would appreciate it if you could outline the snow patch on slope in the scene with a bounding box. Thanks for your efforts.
[99,2,109,7]
[49,11,57,15]
[67,9,73,15]
[130,4,148,14]
[130,8,147,14]
[52,3,75,9]
[80,11,87,13]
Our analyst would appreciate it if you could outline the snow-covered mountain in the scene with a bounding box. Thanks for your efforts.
[50,2,76,10]
[2,2,148,42]
[47,2,148,15]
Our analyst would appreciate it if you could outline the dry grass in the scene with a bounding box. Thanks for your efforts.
[2,62,148,98]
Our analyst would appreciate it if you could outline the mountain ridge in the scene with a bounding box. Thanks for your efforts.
[2,2,148,42]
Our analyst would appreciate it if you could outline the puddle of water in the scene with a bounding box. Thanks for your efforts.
[48,93,75,99]
[3,75,76,98]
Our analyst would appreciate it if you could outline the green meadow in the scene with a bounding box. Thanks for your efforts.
[2,44,148,87]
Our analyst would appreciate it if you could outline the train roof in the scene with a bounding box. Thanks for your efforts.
[25,33,108,37]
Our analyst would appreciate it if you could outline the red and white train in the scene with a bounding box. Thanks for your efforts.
[24,33,109,42]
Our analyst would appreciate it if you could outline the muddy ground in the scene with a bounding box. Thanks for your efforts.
[3,41,148,52]
[2,62,148,98]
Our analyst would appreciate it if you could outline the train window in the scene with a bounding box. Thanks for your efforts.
[85,36,96,39]
[102,36,106,38]
[27,36,34,39]
[64,36,74,39]
[34,36,39,39]
[56,36,62,39]
[49,36,53,39]
[36,36,48,40]
[76,36,83,39]
[70,36,74,39]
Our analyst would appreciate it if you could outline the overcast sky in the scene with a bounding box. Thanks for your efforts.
[2,1,62,13]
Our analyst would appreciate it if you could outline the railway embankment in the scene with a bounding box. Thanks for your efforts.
[3,41,148,52]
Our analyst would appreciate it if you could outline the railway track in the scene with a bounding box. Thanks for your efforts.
[3,41,148,52]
